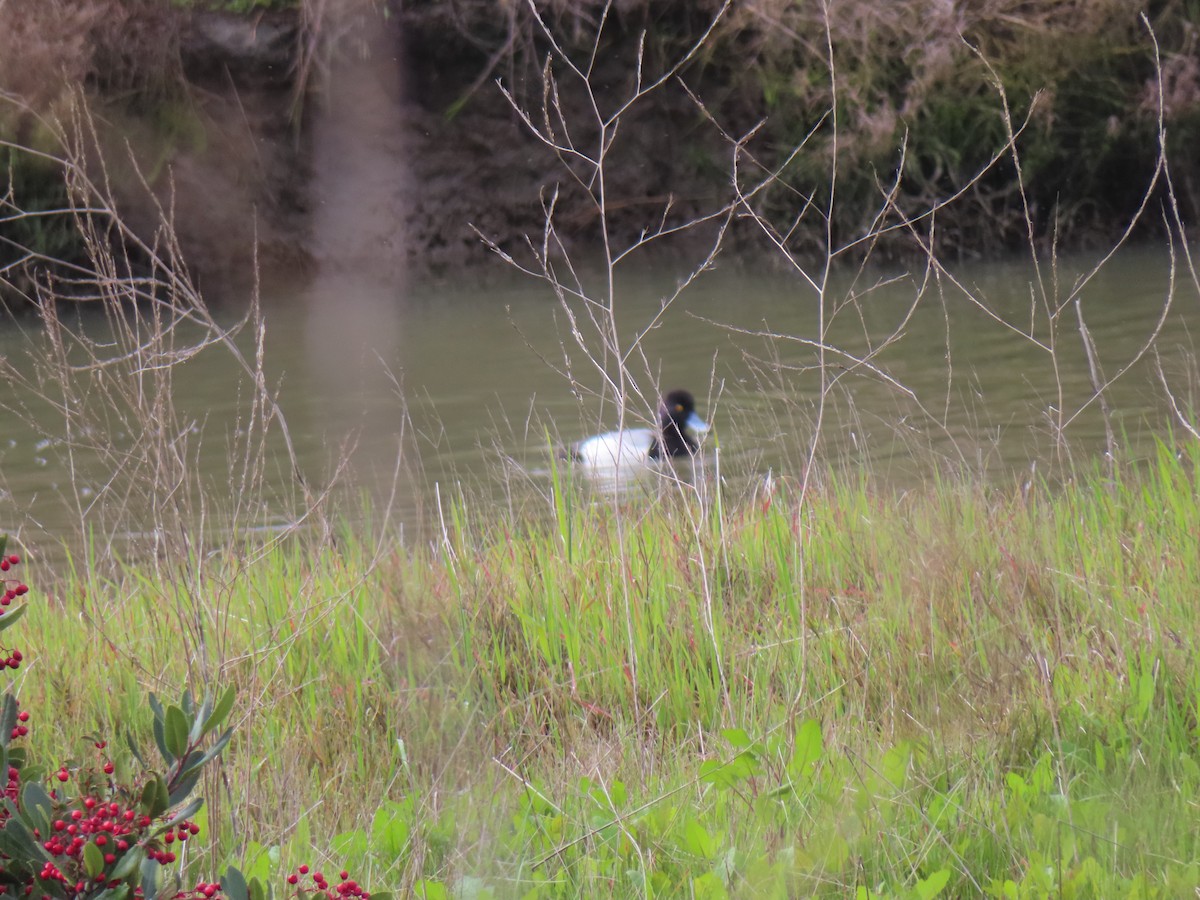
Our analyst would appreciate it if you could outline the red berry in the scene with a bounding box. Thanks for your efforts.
[298,865,309,875]
[56,770,68,783]
[103,762,114,775]
[14,584,27,596]
[340,871,349,881]
[1,560,10,571]
[287,875,299,885]
[8,555,18,564]
[17,711,28,722]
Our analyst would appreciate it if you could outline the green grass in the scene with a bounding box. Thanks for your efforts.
[12,441,1200,897]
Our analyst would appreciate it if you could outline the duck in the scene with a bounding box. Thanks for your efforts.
[573,389,709,468]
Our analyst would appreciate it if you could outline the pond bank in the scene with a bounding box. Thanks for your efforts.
[2,0,1198,297]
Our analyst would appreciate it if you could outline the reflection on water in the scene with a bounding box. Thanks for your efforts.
[1,244,1197,558]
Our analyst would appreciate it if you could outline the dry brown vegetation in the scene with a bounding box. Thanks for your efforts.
[402,0,1200,259]
[0,0,309,300]
[4,0,1198,289]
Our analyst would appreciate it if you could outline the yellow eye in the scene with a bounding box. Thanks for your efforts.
[675,404,684,413]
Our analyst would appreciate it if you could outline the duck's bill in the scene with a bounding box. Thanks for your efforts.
[686,412,709,435]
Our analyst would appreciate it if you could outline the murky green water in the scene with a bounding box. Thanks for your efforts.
[1,244,1196,558]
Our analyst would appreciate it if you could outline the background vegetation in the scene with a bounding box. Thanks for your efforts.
[4,0,1200,288]
[400,0,1200,257]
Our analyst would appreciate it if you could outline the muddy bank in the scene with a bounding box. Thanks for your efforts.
[3,1,1199,301]
[176,0,1200,287]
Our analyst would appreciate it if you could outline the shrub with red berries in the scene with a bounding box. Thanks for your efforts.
[0,535,389,900]
[0,668,235,897]
[0,538,29,670]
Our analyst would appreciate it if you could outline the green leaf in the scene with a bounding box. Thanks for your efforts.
[413,881,448,900]
[691,871,728,899]
[201,687,236,738]
[241,840,272,886]
[916,869,951,899]
[699,752,761,788]
[173,749,206,779]
[167,768,203,807]
[84,841,105,879]
[721,728,753,750]
[787,719,823,783]
[190,727,233,773]
[608,779,627,808]
[221,866,249,900]
[140,777,157,814]
[21,781,54,834]
[0,816,43,860]
[0,694,18,749]
[162,796,203,830]
[189,693,215,745]
[111,847,146,880]
[142,775,169,817]
[684,820,716,859]
[0,536,7,559]
[698,759,731,787]
[151,698,171,764]
[164,705,189,760]
[371,801,411,858]
[140,856,161,899]
[330,828,368,860]
[248,876,267,900]
[0,603,28,633]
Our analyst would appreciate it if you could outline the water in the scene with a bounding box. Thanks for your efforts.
[1,244,1196,559]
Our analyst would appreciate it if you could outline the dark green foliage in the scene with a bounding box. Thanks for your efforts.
[0,146,85,288]
[0,540,374,900]
[400,0,1200,258]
